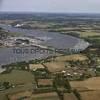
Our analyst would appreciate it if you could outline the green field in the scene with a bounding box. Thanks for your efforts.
[0,70,34,84]
[0,70,35,100]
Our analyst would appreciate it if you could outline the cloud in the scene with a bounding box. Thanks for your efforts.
[1,0,100,13]
[0,0,3,8]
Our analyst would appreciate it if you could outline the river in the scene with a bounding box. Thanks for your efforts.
[0,24,89,65]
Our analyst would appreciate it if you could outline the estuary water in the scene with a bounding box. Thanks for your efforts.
[0,24,89,65]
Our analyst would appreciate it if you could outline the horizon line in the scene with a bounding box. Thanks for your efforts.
[1,11,100,15]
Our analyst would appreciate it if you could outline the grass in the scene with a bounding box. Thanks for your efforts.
[0,70,34,84]
[80,31,100,38]
[59,30,100,38]
[0,70,35,100]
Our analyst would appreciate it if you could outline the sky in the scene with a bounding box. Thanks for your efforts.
[0,0,100,13]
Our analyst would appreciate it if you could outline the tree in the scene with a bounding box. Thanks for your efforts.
[65,79,71,92]
[73,89,81,100]
[3,82,10,89]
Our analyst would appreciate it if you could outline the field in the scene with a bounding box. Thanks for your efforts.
[79,31,100,37]
[0,14,100,100]
[80,90,100,100]
[70,77,100,90]
[64,93,77,100]
[31,92,77,100]
[0,70,35,100]
[70,77,100,100]
[55,54,88,62]
[8,91,60,100]
[0,83,33,100]
[0,70,34,84]
[44,62,66,73]
[43,54,88,72]
[31,92,59,100]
